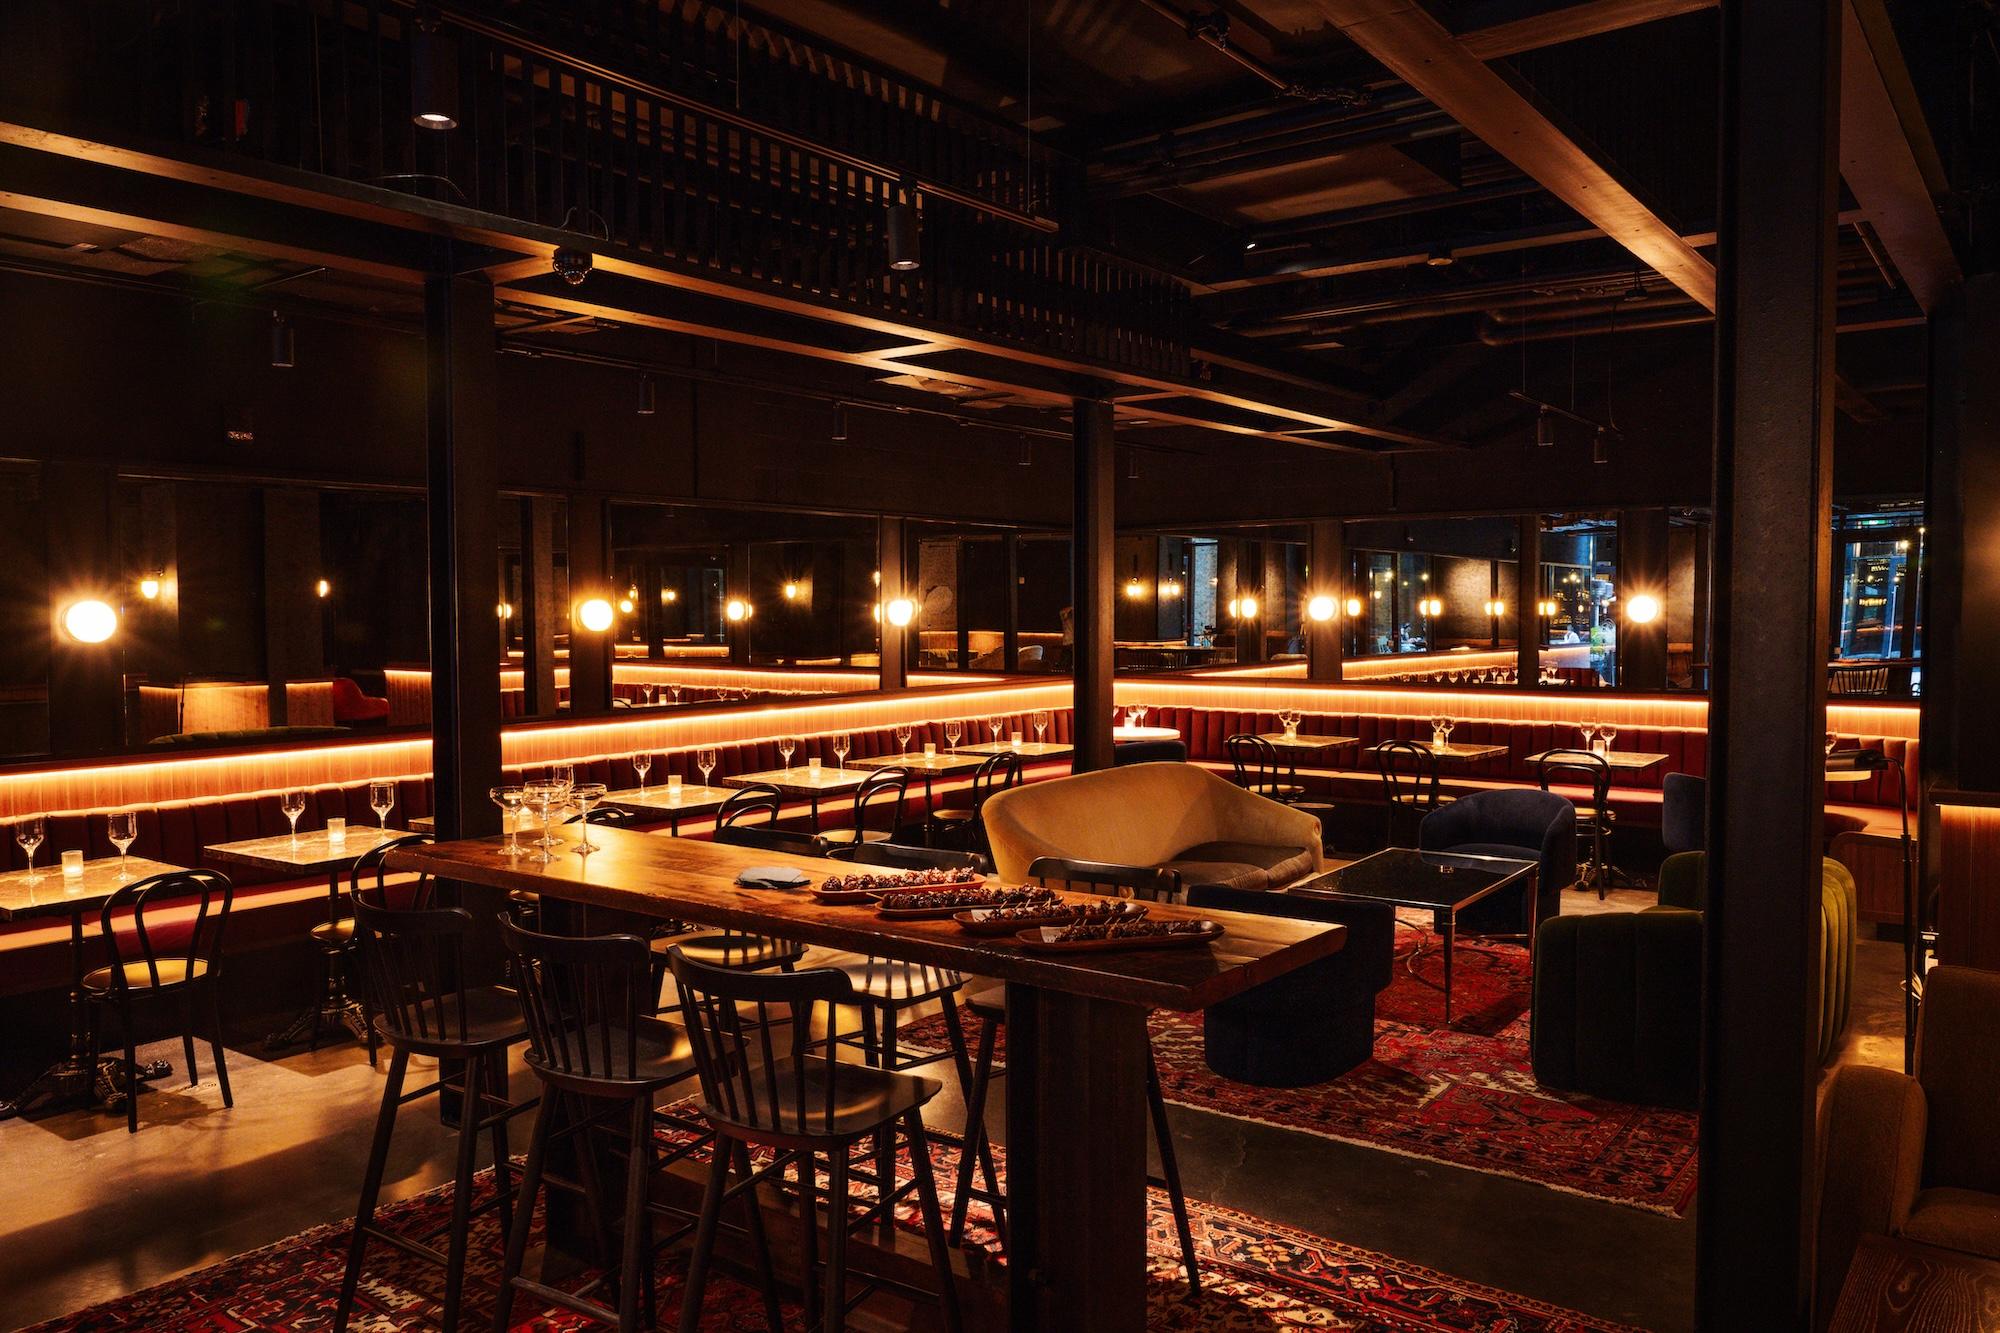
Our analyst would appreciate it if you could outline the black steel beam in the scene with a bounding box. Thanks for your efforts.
[1308,520,1346,680]
[878,516,909,692]
[1617,508,1670,688]
[567,496,613,715]
[1517,516,1541,686]
[1700,0,1840,1324]
[1072,397,1117,773]
[42,462,121,755]
[520,496,559,716]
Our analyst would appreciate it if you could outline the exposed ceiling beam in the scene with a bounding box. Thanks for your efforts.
[1300,0,1718,311]
[1452,0,1716,60]
[1837,0,1960,313]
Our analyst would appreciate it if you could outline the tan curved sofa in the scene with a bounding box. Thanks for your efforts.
[981,762,1325,890]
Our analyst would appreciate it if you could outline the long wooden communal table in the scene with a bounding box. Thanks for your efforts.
[390,824,1346,1332]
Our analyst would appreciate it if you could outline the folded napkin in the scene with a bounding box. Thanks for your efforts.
[735,866,810,890]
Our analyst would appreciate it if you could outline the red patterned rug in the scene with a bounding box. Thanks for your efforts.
[22,1126,1637,1332]
[903,925,1700,1217]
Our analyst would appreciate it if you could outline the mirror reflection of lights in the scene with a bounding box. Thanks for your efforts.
[62,600,119,643]
[576,597,616,632]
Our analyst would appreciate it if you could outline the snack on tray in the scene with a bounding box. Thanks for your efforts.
[1050,918,1215,943]
[818,867,975,893]
[878,885,1059,912]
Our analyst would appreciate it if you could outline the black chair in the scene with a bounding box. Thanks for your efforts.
[336,896,535,1333]
[1225,733,1303,803]
[820,767,911,847]
[83,869,234,1134]
[340,833,437,1059]
[568,803,651,830]
[1113,737,1188,765]
[494,922,749,1333]
[713,824,831,858]
[1662,772,1706,855]
[715,784,783,828]
[928,752,1022,852]
[1537,748,1616,897]
[1376,738,1448,844]
[827,842,992,876]
[646,783,811,995]
[949,857,1200,1296]
[667,947,961,1333]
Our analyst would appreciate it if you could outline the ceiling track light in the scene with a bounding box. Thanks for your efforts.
[269,312,295,368]
[1018,439,1032,467]
[1426,242,1455,268]
[831,403,849,442]
[410,8,459,129]
[1593,428,1610,464]
[886,197,921,272]
[1534,406,1555,447]
[637,373,656,416]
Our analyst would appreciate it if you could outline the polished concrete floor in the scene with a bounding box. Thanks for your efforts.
[0,883,1909,1333]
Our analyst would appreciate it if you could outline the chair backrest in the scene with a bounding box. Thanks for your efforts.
[349,832,436,910]
[1375,739,1441,807]
[1829,664,1890,696]
[713,823,829,856]
[717,784,782,828]
[968,751,1024,803]
[568,803,648,829]
[1662,772,1707,854]
[1225,733,1285,790]
[667,944,858,1137]
[96,869,234,990]
[1537,748,1611,810]
[848,767,909,836]
[350,895,481,1046]
[502,917,659,1086]
[1026,854,1180,902]
[828,841,991,874]
[1916,965,2000,1194]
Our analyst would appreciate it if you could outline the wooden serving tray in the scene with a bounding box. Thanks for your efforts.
[953,901,1148,936]
[1016,921,1226,953]
[876,888,1055,920]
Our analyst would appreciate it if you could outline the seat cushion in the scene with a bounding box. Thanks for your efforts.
[656,932,807,971]
[1163,840,1316,892]
[83,958,211,991]
[835,959,965,1004]
[1434,841,1541,866]
[1900,1188,2000,1261]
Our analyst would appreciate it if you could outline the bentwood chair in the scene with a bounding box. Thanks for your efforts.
[1226,733,1304,803]
[337,896,536,1333]
[947,856,1200,1295]
[338,833,436,1063]
[1376,738,1448,845]
[1537,748,1616,897]
[928,752,1022,852]
[668,947,962,1333]
[820,767,911,848]
[83,869,234,1134]
[826,841,992,876]
[494,922,748,1333]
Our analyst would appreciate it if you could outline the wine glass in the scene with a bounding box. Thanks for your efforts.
[1825,731,1839,757]
[1278,708,1302,740]
[1033,710,1050,745]
[831,733,852,771]
[697,748,718,788]
[369,779,396,830]
[281,788,307,845]
[670,684,683,705]
[549,763,574,796]
[944,720,962,753]
[14,814,44,880]
[108,811,137,878]
[1597,722,1617,754]
[1579,719,1598,750]
[779,736,798,769]
[988,715,1006,743]
[641,683,656,706]
[570,783,607,854]
[633,752,653,793]
[490,785,525,857]
[895,723,914,754]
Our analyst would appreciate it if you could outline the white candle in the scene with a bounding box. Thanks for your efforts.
[327,817,347,845]
[667,774,683,799]
[923,743,937,757]
[808,758,822,774]
[61,850,84,878]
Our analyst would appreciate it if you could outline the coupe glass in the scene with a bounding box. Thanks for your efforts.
[779,736,798,769]
[281,789,307,845]
[633,752,653,792]
[108,811,137,878]
[831,733,852,770]
[944,720,962,753]
[15,814,44,880]
[490,784,525,856]
[369,779,396,829]
[895,723,914,753]
[522,781,563,860]
[697,748,718,787]
[1032,710,1051,744]
[570,783,608,853]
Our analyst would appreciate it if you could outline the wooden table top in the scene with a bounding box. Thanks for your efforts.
[1113,725,1182,741]
[1365,740,1509,763]
[600,784,739,814]
[1829,1233,2000,1332]
[1523,749,1672,770]
[723,766,870,795]
[389,826,1345,1012]
[848,751,990,775]
[0,857,191,921]
[204,825,412,873]
[1258,732,1361,752]
[959,740,1073,758]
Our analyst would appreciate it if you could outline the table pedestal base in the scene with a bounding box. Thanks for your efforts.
[0,1053,174,1120]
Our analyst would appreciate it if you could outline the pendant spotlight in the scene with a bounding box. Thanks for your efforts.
[410,8,459,129]
[886,196,921,272]
[637,374,656,416]
[270,312,295,369]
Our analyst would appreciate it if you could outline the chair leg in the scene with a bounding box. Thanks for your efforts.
[797,1150,821,1332]
[732,1140,784,1333]
[951,1015,1000,1248]
[180,991,199,1088]
[308,947,330,1052]
[1594,825,1609,900]
[823,1148,850,1333]
[336,1046,407,1333]
[207,982,233,1108]
[438,1048,488,1333]
[492,1089,556,1333]
[120,1000,139,1135]
[1145,1047,1200,1296]
[483,1052,513,1239]
[904,1113,963,1333]
[615,1096,651,1333]
[676,1139,734,1333]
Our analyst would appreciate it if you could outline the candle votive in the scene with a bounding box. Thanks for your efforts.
[61,850,84,878]
[1010,731,1024,749]
[327,817,347,845]
[923,743,937,757]
[667,774,683,798]
[808,757,822,774]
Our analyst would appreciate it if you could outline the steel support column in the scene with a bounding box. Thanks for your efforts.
[878,516,909,692]
[1072,396,1116,772]
[519,497,558,716]
[1700,0,1840,1325]
[566,496,612,715]
[1516,516,1541,686]
[1308,520,1346,681]
[44,462,120,755]
[424,265,504,840]
[1618,508,1671,689]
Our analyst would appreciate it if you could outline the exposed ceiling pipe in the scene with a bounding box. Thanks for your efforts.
[1247,177,1543,244]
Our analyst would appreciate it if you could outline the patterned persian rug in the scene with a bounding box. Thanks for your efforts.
[902,925,1700,1217]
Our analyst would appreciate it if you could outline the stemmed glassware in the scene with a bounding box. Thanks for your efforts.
[14,815,44,881]
[281,789,307,846]
[641,684,656,706]
[1596,722,1617,754]
[570,783,608,854]
[831,733,852,771]
[1278,709,1302,740]
[944,720,963,753]
[490,785,525,857]
[522,781,563,862]
[369,779,396,829]
[1825,731,1840,757]
[895,723,914,754]
[108,811,137,879]
[988,715,1007,743]
[670,684,683,705]
[549,763,574,795]
[1578,719,1598,752]
[696,748,718,788]
[1032,710,1051,745]
[779,736,798,769]
[633,752,653,792]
